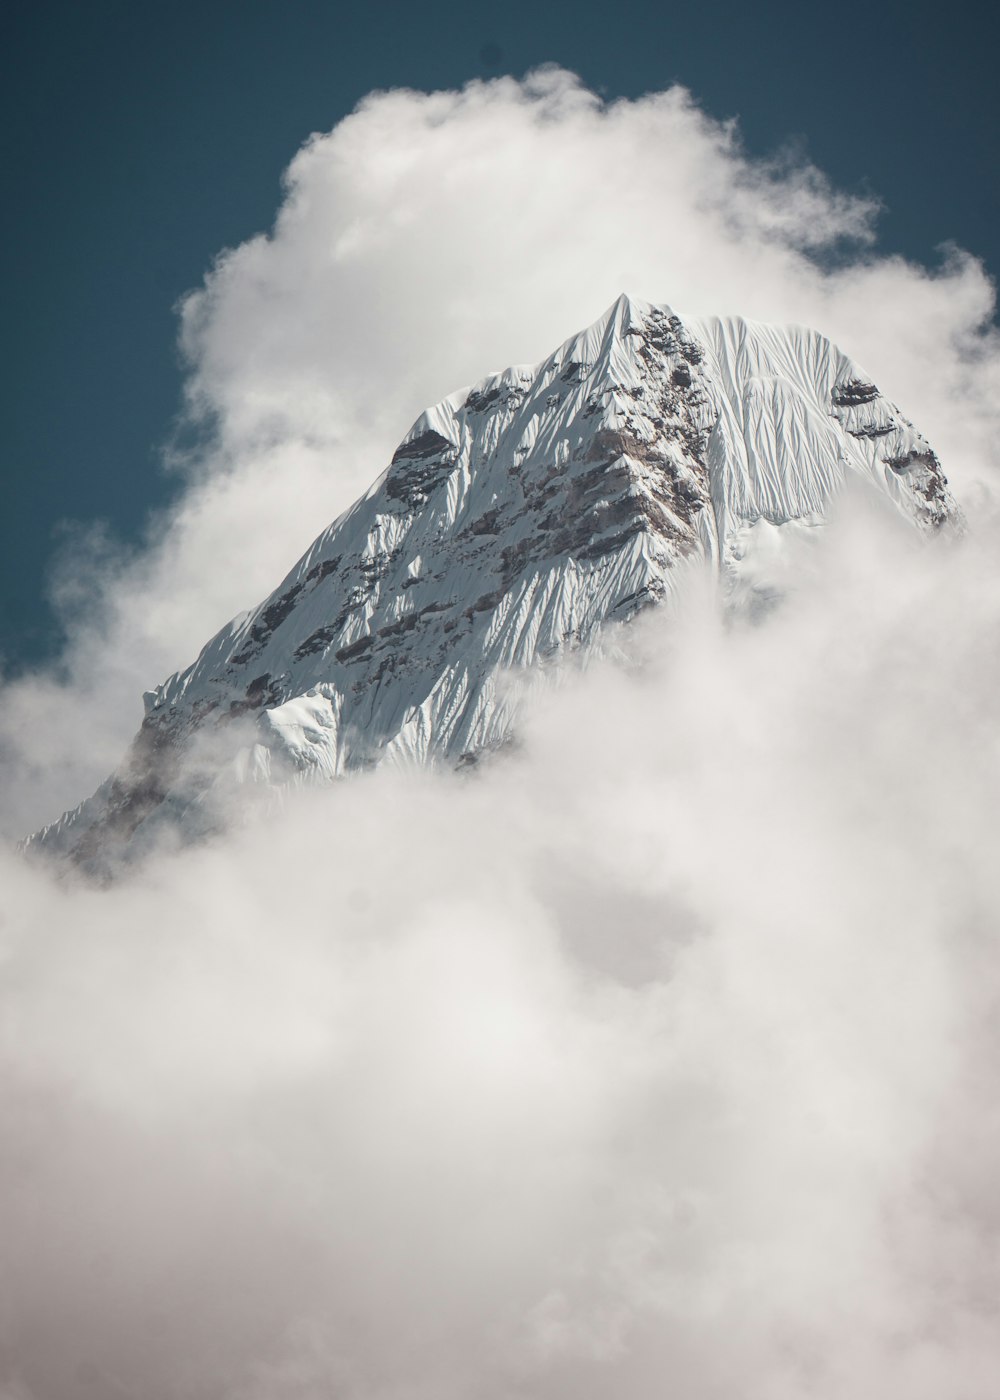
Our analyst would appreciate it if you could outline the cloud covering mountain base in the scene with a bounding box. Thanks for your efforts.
[3,503,1000,1398]
[2,67,1000,1398]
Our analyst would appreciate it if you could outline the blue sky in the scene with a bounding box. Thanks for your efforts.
[2,0,996,670]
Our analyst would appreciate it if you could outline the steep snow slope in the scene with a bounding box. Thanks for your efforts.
[26,295,960,867]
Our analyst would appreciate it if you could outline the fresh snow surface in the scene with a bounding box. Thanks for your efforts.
[26,295,961,867]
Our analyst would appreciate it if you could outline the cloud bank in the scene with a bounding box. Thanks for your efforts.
[1,68,999,1398]
[3,504,1000,1398]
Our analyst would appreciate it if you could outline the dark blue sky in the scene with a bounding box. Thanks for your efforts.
[2,0,995,671]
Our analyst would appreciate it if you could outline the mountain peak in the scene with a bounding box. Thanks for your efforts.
[25,300,961,870]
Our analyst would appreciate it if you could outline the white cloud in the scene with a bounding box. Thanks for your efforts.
[2,502,1000,1398]
[1,67,999,1398]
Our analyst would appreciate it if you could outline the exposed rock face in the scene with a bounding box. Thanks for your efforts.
[26,294,961,869]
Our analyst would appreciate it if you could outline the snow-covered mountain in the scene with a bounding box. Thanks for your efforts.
[26,294,961,868]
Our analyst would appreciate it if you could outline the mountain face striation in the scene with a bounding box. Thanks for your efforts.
[26,294,961,868]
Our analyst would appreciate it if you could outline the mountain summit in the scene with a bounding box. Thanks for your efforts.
[27,295,960,867]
